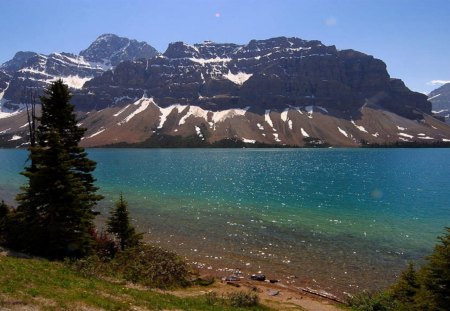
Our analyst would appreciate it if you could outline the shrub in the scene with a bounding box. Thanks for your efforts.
[65,255,110,278]
[347,291,396,311]
[89,228,117,259]
[110,244,189,288]
[204,291,219,305]
[226,290,259,308]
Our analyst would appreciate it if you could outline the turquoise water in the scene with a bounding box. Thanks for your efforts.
[0,148,449,295]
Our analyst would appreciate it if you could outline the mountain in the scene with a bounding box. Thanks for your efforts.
[79,34,158,66]
[0,34,158,110]
[429,83,450,123]
[76,37,430,119]
[1,36,450,148]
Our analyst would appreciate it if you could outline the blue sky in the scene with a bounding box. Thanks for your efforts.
[1,0,449,93]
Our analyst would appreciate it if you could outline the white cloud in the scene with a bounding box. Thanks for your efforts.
[325,17,337,27]
[215,12,221,18]
[427,80,450,86]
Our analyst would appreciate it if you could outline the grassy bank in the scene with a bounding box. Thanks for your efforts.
[0,255,270,311]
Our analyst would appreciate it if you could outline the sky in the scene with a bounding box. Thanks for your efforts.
[1,0,449,94]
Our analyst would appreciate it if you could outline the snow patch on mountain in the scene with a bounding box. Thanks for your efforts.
[157,106,176,129]
[280,108,289,122]
[242,138,256,144]
[417,136,434,140]
[9,135,22,141]
[338,127,348,137]
[265,110,274,128]
[398,133,414,139]
[195,126,204,140]
[113,104,131,117]
[118,97,153,125]
[212,107,248,124]
[223,71,252,85]
[60,75,93,89]
[428,93,441,101]
[179,105,208,125]
[317,106,328,113]
[301,128,309,137]
[190,57,232,65]
[0,82,9,100]
[351,120,368,133]
[273,133,281,142]
[87,127,106,138]
[305,106,313,118]
[0,109,21,119]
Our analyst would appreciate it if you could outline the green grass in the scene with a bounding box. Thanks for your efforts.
[0,255,271,310]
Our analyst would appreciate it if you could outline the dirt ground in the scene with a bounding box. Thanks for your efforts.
[166,278,345,311]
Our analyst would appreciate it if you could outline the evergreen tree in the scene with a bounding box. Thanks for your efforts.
[13,80,103,258]
[389,263,421,310]
[0,200,10,243]
[106,194,142,251]
[0,200,8,220]
[421,227,450,310]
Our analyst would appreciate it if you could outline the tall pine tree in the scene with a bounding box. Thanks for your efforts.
[14,80,103,258]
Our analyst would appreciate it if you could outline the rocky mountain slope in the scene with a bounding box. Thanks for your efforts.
[1,35,449,148]
[0,34,158,110]
[429,83,450,123]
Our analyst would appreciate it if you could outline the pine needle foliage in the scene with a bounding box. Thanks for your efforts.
[11,80,103,259]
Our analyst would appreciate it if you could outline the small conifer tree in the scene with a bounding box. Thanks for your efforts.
[389,262,420,309]
[107,194,142,251]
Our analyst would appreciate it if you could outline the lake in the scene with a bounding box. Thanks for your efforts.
[0,148,449,296]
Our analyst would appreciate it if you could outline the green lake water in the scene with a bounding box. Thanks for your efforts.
[0,148,449,295]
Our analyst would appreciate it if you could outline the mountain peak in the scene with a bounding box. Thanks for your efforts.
[80,34,159,66]
[0,51,38,73]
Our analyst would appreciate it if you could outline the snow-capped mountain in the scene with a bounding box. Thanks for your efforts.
[80,33,158,66]
[429,83,450,123]
[1,35,450,148]
[76,36,430,119]
[0,34,158,110]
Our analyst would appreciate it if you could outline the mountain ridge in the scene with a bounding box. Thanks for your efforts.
[1,34,449,148]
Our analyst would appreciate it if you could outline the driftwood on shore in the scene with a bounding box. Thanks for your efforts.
[298,287,345,304]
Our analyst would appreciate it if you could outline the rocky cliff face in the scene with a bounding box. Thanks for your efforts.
[76,37,430,120]
[429,83,450,123]
[1,35,448,148]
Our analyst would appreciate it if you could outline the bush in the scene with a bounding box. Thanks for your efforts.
[204,291,219,305]
[347,291,396,311]
[226,290,259,308]
[89,228,117,259]
[65,255,111,278]
[110,244,189,288]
